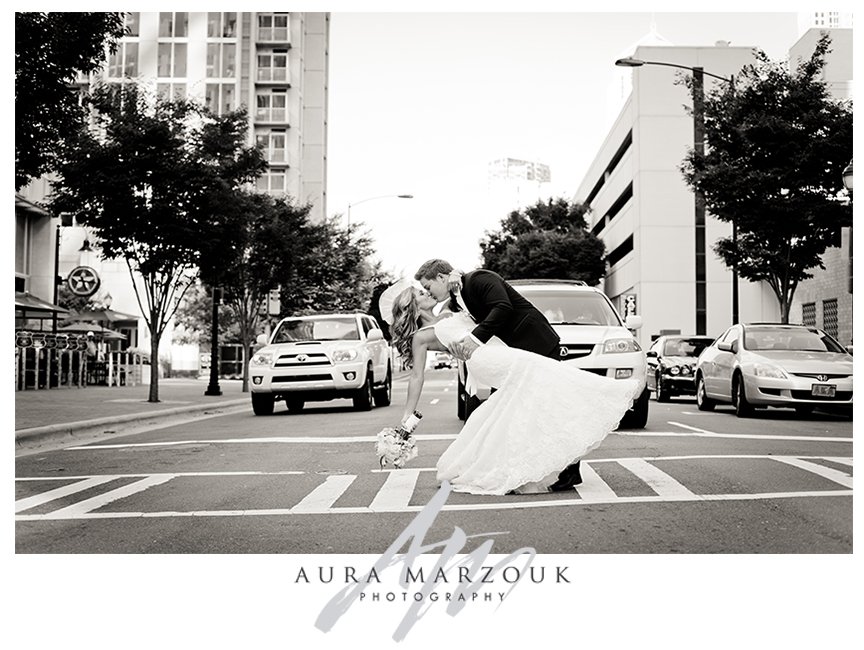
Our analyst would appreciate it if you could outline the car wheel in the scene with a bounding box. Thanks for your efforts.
[286,397,305,413]
[622,387,650,429]
[733,373,754,418]
[695,375,715,411]
[794,404,814,417]
[373,366,392,407]
[251,392,275,416]
[655,374,670,402]
[353,369,374,411]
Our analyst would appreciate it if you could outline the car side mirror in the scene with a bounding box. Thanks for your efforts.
[625,315,643,330]
[731,340,739,353]
[718,341,733,352]
[646,350,657,358]
[256,333,269,346]
[367,329,384,342]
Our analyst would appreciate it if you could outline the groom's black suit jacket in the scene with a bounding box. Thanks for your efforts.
[459,270,560,359]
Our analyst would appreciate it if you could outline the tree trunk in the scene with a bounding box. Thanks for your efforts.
[148,330,160,402]
[242,341,251,393]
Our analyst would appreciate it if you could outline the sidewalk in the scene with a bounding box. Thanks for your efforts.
[14,377,249,445]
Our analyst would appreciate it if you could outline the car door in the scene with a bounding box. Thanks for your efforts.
[711,326,741,400]
[363,316,387,378]
[699,328,728,396]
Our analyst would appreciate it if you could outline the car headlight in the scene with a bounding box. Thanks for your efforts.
[602,338,641,354]
[668,366,681,375]
[752,363,788,379]
[250,352,274,367]
[332,349,359,363]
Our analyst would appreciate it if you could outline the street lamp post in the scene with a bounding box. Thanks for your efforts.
[615,57,736,330]
[346,194,414,226]
[204,286,223,396]
[842,160,853,293]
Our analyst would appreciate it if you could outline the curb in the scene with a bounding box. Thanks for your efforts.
[15,398,249,447]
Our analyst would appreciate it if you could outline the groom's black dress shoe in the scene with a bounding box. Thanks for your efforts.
[548,461,582,492]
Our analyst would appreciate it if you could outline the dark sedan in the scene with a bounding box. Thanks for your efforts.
[646,335,715,402]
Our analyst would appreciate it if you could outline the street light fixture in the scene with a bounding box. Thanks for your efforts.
[346,194,414,226]
[615,56,737,330]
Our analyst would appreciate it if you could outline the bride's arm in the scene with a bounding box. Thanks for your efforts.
[401,328,439,424]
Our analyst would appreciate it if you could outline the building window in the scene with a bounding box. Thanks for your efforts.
[158,42,187,77]
[257,131,288,163]
[257,52,289,82]
[207,43,236,78]
[802,302,816,327]
[15,213,31,277]
[108,42,139,78]
[125,12,140,37]
[157,83,187,100]
[258,13,289,41]
[606,235,634,268]
[255,90,288,122]
[206,83,236,115]
[207,12,237,38]
[159,12,188,38]
[256,170,287,194]
[822,299,838,338]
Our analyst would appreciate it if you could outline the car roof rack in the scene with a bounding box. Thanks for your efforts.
[508,279,589,286]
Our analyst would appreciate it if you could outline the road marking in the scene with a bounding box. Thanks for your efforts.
[430,399,440,405]
[574,463,617,502]
[369,469,421,511]
[668,421,714,433]
[42,475,174,518]
[824,457,853,467]
[291,474,356,513]
[65,434,460,450]
[15,476,118,513]
[619,429,851,443]
[16,470,306,482]
[616,458,696,498]
[771,457,853,488]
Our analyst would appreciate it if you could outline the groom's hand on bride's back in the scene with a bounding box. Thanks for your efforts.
[447,270,464,294]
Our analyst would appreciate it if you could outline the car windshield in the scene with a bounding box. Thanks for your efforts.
[271,317,360,342]
[663,338,712,357]
[514,290,622,326]
[743,327,845,353]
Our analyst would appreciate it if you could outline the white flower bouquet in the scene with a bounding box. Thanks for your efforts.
[375,427,418,469]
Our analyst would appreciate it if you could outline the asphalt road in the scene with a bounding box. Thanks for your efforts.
[15,368,853,553]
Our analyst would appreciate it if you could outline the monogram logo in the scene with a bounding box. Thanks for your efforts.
[817,374,828,382]
[559,346,569,358]
[297,354,308,363]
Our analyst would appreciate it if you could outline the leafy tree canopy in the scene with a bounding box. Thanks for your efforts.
[681,33,852,321]
[15,12,127,190]
[480,197,606,285]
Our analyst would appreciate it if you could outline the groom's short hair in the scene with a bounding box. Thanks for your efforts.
[415,259,453,280]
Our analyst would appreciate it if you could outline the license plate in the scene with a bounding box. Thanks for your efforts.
[811,384,836,397]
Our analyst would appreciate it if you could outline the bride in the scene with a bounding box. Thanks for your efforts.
[387,285,640,496]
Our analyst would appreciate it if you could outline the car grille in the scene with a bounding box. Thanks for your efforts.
[580,368,608,377]
[789,390,853,401]
[273,373,332,383]
[559,343,595,360]
[791,373,851,380]
[274,352,331,367]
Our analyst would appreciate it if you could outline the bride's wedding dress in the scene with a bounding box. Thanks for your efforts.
[433,312,641,495]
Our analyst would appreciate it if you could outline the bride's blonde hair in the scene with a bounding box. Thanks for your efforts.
[390,287,421,368]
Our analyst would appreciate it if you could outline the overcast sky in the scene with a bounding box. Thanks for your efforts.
[325,11,803,278]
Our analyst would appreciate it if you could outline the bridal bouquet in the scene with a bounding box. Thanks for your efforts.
[375,427,418,469]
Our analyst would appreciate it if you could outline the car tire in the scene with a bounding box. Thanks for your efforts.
[353,369,374,411]
[695,375,715,411]
[286,397,305,413]
[621,387,649,429]
[251,392,275,416]
[733,373,755,418]
[655,374,670,402]
[373,366,392,407]
[794,404,814,417]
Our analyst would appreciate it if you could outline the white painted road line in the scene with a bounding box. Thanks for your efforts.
[291,474,356,513]
[574,463,617,502]
[824,457,853,467]
[43,475,174,518]
[668,421,714,433]
[65,434,460,451]
[15,476,118,513]
[616,458,697,498]
[369,469,421,511]
[430,399,440,405]
[772,457,853,489]
[616,431,851,443]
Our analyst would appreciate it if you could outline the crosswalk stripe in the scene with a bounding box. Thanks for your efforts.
[43,475,174,518]
[292,474,356,513]
[369,469,421,511]
[574,463,617,501]
[772,457,853,488]
[15,476,118,513]
[616,458,697,498]
[824,457,853,467]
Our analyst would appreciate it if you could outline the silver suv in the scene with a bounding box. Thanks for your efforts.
[457,280,649,428]
[249,313,392,415]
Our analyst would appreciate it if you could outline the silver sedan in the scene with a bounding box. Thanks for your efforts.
[694,323,852,417]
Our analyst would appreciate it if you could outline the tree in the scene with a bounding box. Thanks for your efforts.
[480,198,606,284]
[681,33,853,323]
[48,83,267,402]
[15,12,127,190]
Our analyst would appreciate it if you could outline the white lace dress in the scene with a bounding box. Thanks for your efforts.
[434,313,641,495]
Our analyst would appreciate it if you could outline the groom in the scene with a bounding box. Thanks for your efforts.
[414,258,583,491]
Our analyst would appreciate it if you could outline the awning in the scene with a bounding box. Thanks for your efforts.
[57,322,127,340]
[67,308,139,323]
[15,291,70,316]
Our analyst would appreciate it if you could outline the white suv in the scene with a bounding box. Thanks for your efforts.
[457,280,649,428]
[249,313,392,415]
